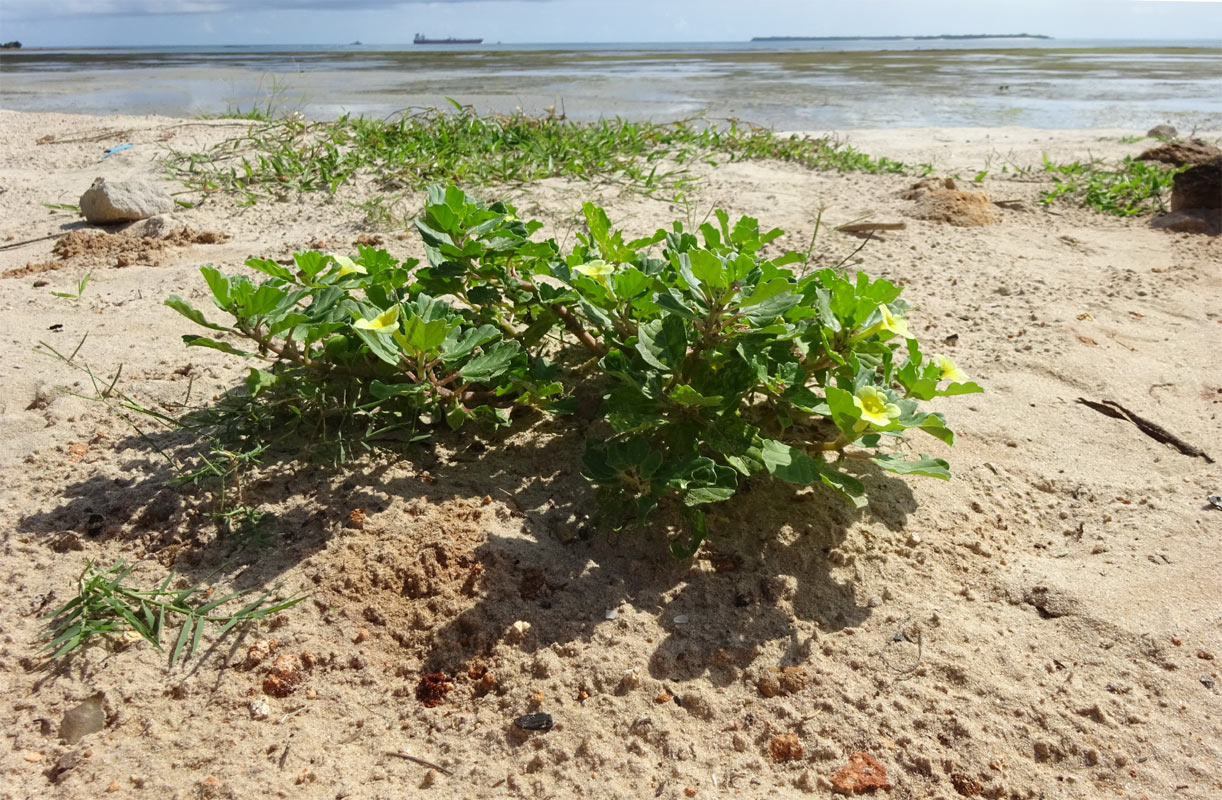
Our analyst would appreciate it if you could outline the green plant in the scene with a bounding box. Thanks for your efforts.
[164,107,916,207]
[1039,154,1182,215]
[167,184,980,556]
[43,561,302,665]
[51,271,91,300]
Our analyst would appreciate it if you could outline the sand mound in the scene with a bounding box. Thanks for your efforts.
[900,178,999,227]
[4,227,229,277]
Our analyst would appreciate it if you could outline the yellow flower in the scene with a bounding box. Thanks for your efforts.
[352,305,399,333]
[852,386,901,427]
[574,259,617,285]
[329,254,367,278]
[878,305,913,339]
[932,354,967,383]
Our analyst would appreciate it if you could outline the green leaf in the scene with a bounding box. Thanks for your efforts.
[398,314,449,354]
[760,439,818,484]
[245,368,278,396]
[705,419,757,457]
[936,381,984,397]
[165,296,229,331]
[816,464,868,508]
[667,384,722,407]
[292,250,329,279]
[669,507,708,559]
[369,380,425,400]
[459,341,521,382]
[635,315,688,372]
[441,324,500,361]
[686,249,727,289]
[653,289,698,319]
[200,266,232,308]
[182,336,254,357]
[244,257,294,281]
[824,385,861,436]
[445,404,469,430]
[872,453,951,480]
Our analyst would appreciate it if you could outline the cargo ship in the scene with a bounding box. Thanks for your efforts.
[413,34,483,45]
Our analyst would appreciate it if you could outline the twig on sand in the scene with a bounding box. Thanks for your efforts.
[278,705,309,724]
[0,232,68,252]
[836,221,906,233]
[388,751,454,776]
[1077,398,1213,463]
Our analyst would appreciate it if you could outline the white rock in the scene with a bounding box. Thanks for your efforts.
[249,697,270,720]
[79,177,175,224]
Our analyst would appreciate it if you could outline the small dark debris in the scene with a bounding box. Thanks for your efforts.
[950,772,983,797]
[415,672,452,708]
[1202,677,1216,690]
[83,513,104,537]
[512,712,554,732]
[33,279,48,288]
[48,323,63,332]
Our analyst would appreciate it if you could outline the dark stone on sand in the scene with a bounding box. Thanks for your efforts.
[1137,139,1222,168]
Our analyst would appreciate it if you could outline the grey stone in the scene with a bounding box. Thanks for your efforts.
[1151,210,1221,236]
[1146,124,1177,139]
[59,693,105,744]
[125,213,177,238]
[1138,139,1222,168]
[79,177,175,224]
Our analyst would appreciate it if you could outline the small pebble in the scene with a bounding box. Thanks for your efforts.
[673,614,689,625]
[249,697,271,720]
[1202,677,1216,689]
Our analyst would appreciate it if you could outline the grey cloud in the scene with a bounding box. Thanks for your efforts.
[6,0,549,21]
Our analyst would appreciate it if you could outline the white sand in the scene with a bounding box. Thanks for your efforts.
[1,110,1219,799]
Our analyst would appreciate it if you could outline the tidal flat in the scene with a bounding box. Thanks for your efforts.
[2,44,1220,129]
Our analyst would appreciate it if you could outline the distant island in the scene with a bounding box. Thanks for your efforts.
[751,34,1052,42]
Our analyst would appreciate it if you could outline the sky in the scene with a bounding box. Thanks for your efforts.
[1,0,1220,47]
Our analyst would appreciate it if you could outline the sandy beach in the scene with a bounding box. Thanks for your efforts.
[0,109,1220,800]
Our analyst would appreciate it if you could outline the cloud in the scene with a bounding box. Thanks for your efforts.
[4,0,541,21]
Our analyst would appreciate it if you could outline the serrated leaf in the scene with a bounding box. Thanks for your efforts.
[635,315,687,372]
[440,324,500,361]
[459,341,521,382]
[935,381,984,397]
[760,439,817,484]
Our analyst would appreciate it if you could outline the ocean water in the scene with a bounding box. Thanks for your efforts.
[1,40,1219,130]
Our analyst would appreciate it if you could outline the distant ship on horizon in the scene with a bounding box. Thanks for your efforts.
[414,33,484,45]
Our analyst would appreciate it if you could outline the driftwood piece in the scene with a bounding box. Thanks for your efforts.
[836,221,907,233]
[1077,398,1213,463]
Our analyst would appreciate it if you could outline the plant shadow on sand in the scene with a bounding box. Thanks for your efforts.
[18,387,916,681]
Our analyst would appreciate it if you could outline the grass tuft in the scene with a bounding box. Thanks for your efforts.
[43,561,303,666]
[164,106,918,206]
